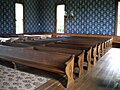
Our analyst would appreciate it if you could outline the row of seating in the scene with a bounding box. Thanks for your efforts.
[0,35,113,88]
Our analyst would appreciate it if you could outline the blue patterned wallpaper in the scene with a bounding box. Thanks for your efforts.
[24,0,56,33]
[39,0,116,35]
[65,0,116,35]
[39,0,56,33]
[0,0,117,35]
[0,0,15,34]
[24,0,40,33]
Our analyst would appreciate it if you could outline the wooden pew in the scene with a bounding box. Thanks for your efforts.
[58,36,110,43]
[3,36,111,64]
[2,38,98,65]
[26,46,84,77]
[44,43,92,70]
[104,38,113,51]
[14,37,66,43]
[72,36,113,50]
[56,36,112,49]
[27,46,83,56]
[55,37,111,61]
[54,41,98,65]
[1,42,31,47]
[16,34,52,41]
[1,39,85,77]
[1,37,65,47]
[0,45,75,88]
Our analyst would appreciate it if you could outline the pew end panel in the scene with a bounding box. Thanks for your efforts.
[92,44,97,65]
[106,38,112,50]
[78,51,85,77]
[86,47,92,70]
[108,38,113,49]
[101,43,105,56]
[104,41,109,53]
[97,44,101,60]
[65,55,75,88]
[105,41,109,51]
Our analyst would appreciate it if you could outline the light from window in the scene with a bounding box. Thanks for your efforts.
[117,2,120,36]
[15,3,23,34]
[56,5,65,33]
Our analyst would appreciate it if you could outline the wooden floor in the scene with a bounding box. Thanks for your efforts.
[36,48,120,90]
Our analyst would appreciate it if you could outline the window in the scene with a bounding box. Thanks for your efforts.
[15,3,23,34]
[56,4,65,33]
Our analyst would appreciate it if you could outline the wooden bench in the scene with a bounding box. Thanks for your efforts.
[3,37,112,68]
[26,46,84,77]
[1,39,85,77]
[55,37,112,61]
[55,41,98,64]
[0,45,75,88]
[1,42,31,47]
[44,43,92,70]
[17,34,52,41]
[112,42,120,48]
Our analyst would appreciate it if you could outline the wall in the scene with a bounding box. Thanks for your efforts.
[24,0,41,33]
[0,0,41,34]
[0,0,15,34]
[66,0,116,35]
[0,0,26,35]
[39,0,116,35]
[0,0,117,35]
[39,0,56,33]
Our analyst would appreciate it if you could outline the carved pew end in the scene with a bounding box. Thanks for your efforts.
[65,55,75,88]
[96,44,101,60]
[78,50,85,78]
[87,47,92,71]
[91,44,97,65]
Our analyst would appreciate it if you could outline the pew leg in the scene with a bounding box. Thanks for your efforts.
[65,55,75,88]
[78,51,84,78]
[12,62,17,70]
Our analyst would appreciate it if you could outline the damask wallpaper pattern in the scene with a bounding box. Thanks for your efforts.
[39,0,116,35]
[65,0,116,35]
[0,0,117,35]
[0,0,15,34]
[24,0,40,33]
[39,0,56,33]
